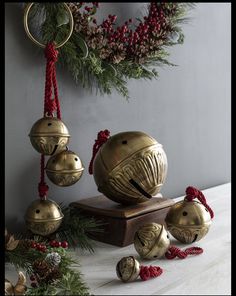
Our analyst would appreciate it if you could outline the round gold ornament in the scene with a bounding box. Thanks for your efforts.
[93,131,168,205]
[29,117,70,155]
[165,200,212,244]
[116,256,140,283]
[46,150,84,186]
[134,223,170,259]
[25,199,64,236]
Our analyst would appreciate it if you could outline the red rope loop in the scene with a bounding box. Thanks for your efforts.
[139,265,163,281]
[38,155,49,199]
[43,43,61,118]
[185,186,214,219]
[165,246,203,260]
[88,129,110,174]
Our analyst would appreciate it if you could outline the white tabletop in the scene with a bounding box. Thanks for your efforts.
[5,183,231,295]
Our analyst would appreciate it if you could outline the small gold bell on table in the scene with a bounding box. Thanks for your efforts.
[25,199,64,236]
[134,223,170,259]
[93,131,168,205]
[165,200,212,244]
[116,256,140,282]
[46,150,84,186]
[29,117,70,155]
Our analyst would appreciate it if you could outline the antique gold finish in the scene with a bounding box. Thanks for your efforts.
[29,117,70,155]
[24,3,74,49]
[46,150,84,186]
[5,271,27,295]
[165,200,212,244]
[93,131,168,205]
[116,256,140,282]
[134,223,170,259]
[25,199,64,236]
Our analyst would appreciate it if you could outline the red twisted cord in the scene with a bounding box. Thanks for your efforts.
[38,43,61,198]
[88,130,110,174]
[139,265,163,281]
[165,246,203,260]
[185,186,214,219]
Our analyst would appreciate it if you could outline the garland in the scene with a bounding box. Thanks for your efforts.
[5,230,91,295]
[27,2,194,98]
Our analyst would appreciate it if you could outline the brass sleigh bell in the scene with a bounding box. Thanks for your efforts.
[46,150,84,186]
[29,117,70,155]
[116,256,140,283]
[25,199,64,236]
[134,223,170,259]
[165,200,212,244]
[93,131,168,205]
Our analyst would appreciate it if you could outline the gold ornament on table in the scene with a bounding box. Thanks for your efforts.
[134,223,170,259]
[165,186,214,244]
[116,256,140,282]
[5,271,27,295]
[91,131,168,205]
[46,150,84,186]
[29,117,70,155]
[25,199,64,236]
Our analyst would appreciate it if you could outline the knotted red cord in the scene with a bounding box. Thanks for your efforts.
[88,129,110,174]
[165,246,203,259]
[139,265,163,281]
[185,186,214,219]
[38,43,61,199]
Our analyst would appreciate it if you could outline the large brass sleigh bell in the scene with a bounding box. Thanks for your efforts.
[29,117,70,155]
[134,223,170,259]
[165,200,212,244]
[46,150,84,186]
[116,256,140,282]
[25,199,64,236]
[93,131,168,205]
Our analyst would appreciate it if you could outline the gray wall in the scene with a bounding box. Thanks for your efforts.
[5,3,231,231]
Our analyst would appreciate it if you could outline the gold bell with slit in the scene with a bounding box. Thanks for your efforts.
[165,200,212,244]
[24,199,64,236]
[29,117,70,155]
[93,131,168,205]
[46,150,84,186]
[116,256,140,282]
[134,223,170,259]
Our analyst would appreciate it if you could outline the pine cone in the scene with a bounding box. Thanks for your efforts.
[45,252,61,267]
[18,239,33,250]
[45,266,62,284]
[33,259,51,279]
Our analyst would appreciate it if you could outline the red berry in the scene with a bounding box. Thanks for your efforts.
[54,241,61,247]
[30,275,36,281]
[50,240,57,247]
[61,241,69,248]
[31,282,37,288]
[31,242,37,249]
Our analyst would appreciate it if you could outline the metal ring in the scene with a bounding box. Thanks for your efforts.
[23,3,74,49]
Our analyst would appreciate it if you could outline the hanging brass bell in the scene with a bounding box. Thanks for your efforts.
[46,150,84,186]
[93,131,168,205]
[165,200,212,244]
[134,223,170,259]
[29,117,70,155]
[24,199,64,236]
[116,256,140,282]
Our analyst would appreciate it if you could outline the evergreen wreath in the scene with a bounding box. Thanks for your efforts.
[27,2,194,98]
[5,229,91,295]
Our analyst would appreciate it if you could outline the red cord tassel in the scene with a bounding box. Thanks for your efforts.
[165,246,203,259]
[139,265,163,281]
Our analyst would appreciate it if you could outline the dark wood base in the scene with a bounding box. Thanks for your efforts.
[70,195,175,247]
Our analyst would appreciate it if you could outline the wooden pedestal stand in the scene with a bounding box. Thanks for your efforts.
[70,194,174,247]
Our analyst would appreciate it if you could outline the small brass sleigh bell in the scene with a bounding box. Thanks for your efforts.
[46,150,84,186]
[25,199,64,236]
[134,223,170,259]
[93,131,168,205]
[29,117,70,155]
[116,256,140,282]
[165,199,212,244]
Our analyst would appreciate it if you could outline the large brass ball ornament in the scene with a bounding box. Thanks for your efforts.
[29,117,70,155]
[93,131,168,205]
[46,150,84,186]
[134,223,170,259]
[165,200,212,244]
[25,199,64,236]
[116,256,140,283]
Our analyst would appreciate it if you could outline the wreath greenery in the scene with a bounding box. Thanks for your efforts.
[27,2,194,98]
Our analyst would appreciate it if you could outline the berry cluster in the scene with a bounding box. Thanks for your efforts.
[30,240,68,252]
